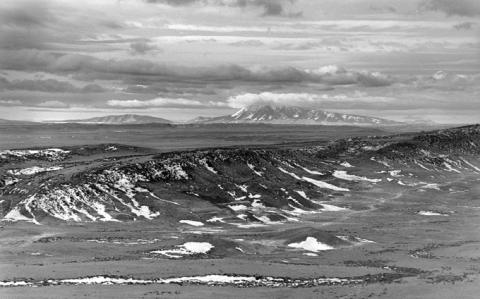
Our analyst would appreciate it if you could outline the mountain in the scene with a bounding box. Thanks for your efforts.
[0,118,37,125]
[189,105,402,126]
[57,114,172,124]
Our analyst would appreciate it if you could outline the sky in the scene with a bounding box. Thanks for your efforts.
[0,0,479,123]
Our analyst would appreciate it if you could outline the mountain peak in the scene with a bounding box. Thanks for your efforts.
[195,104,402,126]
[57,114,173,124]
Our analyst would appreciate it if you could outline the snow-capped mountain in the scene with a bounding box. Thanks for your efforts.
[58,114,172,124]
[190,105,401,126]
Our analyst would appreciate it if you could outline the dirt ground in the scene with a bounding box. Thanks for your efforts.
[1,174,480,298]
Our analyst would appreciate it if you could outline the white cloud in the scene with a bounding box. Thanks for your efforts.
[226,92,316,108]
[0,99,22,106]
[107,97,204,108]
[225,91,394,108]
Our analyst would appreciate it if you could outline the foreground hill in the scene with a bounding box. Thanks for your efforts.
[1,125,480,297]
[1,124,479,224]
[55,114,172,124]
[190,105,402,126]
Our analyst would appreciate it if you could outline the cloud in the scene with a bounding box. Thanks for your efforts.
[81,84,107,93]
[368,4,397,13]
[0,1,130,51]
[420,0,480,16]
[453,22,476,30]
[144,0,301,17]
[0,99,22,106]
[107,97,205,108]
[0,1,54,28]
[37,100,68,108]
[129,41,160,55]
[100,20,125,30]
[0,76,106,93]
[144,0,198,5]
[307,65,393,87]
[229,40,265,47]
[0,1,57,50]
[0,51,395,87]
[235,0,295,17]
[122,82,219,95]
[226,92,317,108]
[225,91,395,109]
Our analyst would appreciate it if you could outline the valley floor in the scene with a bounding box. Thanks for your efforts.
[2,174,480,298]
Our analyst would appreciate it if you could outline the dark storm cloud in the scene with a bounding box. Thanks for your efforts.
[145,0,198,5]
[0,76,107,93]
[0,50,394,88]
[0,1,127,51]
[0,1,56,50]
[144,0,300,17]
[229,40,265,47]
[368,4,397,13]
[123,82,218,95]
[453,22,475,30]
[235,0,284,16]
[99,20,126,30]
[420,0,480,16]
[129,41,160,55]
[0,1,54,28]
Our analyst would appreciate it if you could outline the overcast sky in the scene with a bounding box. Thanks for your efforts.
[0,0,479,123]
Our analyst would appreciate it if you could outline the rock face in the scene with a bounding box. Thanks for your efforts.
[190,105,402,126]
[1,125,480,225]
[59,114,172,124]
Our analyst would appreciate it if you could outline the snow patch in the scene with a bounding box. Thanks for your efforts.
[418,211,448,216]
[389,170,402,177]
[333,170,381,183]
[288,237,334,252]
[229,204,248,211]
[340,161,354,168]
[0,148,70,161]
[319,203,347,212]
[150,242,214,258]
[420,183,440,190]
[247,163,263,176]
[278,167,302,180]
[299,166,324,175]
[3,206,40,225]
[337,235,375,244]
[236,184,248,193]
[179,220,204,226]
[443,162,461,173]
[302,176,349,192]
[295,190,309,200]
[0,274,363,288]
[460,158,480,172]
[206,216,225,223]
[8,166,63,176]
[199,158,217,174]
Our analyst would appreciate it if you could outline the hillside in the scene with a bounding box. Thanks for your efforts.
[190,105,402,126]
[57,114,172,124]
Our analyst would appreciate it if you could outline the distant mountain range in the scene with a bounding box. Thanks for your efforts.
[54,114,172,125]
[189,105,402,126]
[0,107,407,126]
[0,118,36,125]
